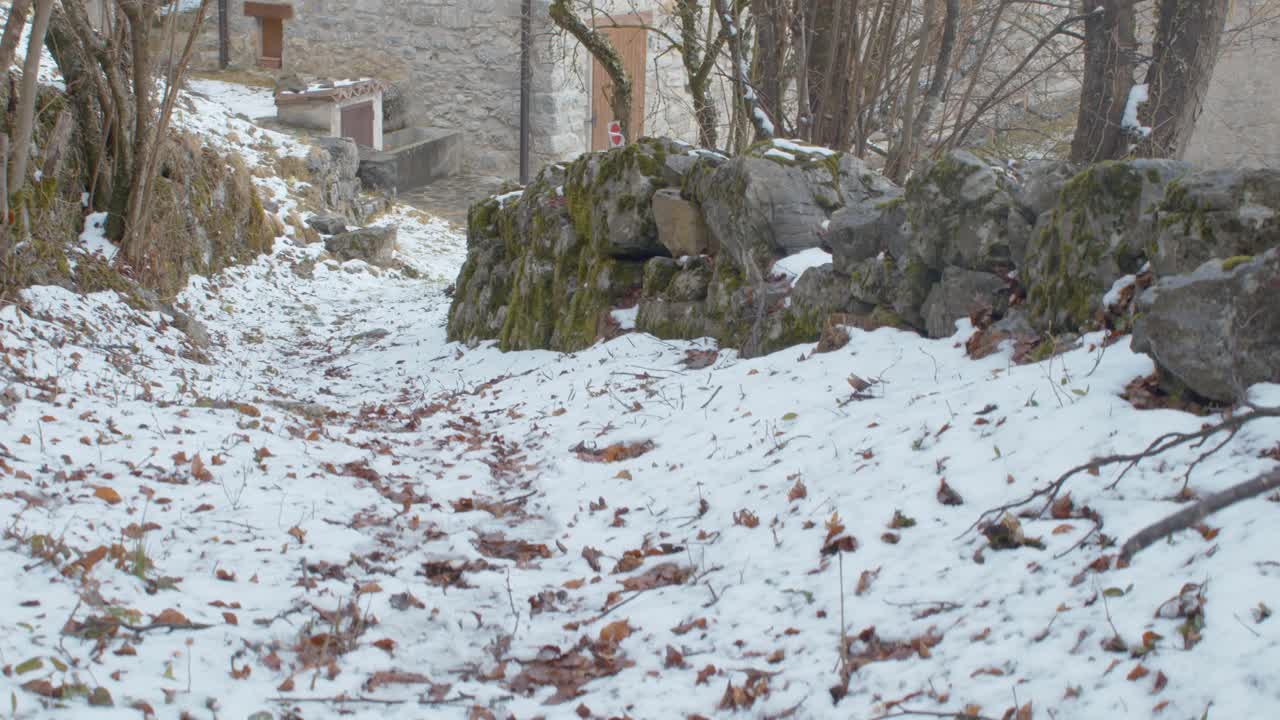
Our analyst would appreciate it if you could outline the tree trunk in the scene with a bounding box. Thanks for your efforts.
[885,0,936,182]
[750,0,786,131]
[1134,0,1231,159]
[549,0,633,144]
[0,0,33,76]
[1070,0,1137,163]
[7,0,55,193]
[44,2,110,209]
[910,0,958,149]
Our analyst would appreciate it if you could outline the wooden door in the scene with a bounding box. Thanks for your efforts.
[259,17,283,68]
[590,26,646,151]
[341,101,375,147]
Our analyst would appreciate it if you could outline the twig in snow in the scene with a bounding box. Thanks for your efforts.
[1119,468,1280,564]
[700,385,722,409]
[966,406,1280,537]
[120,620,214,633]
[505,568,520,637]
[867,708,1000,720]
[272,695,409,705]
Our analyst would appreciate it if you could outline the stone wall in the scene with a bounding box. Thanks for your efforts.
[193,0,717,176]
[448,139,1280,402]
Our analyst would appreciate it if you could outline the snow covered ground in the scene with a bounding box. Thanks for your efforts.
[1,79,1279,720]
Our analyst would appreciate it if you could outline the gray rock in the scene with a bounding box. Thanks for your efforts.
[167,308,212,348]
[325,225,397,266]
[666,257,713,302]
[905,150,1025,275]
[700,146,898,276]
[305,214,350,235]
[1150,168,1280,276]
[652,189,714,257]
[921,267,1008,338]
[1013,160,1079,219]
[1022,159,1190,331]
[1131,249,1280,403]
[307,137,362,221]
[566,137,689,259]
[827,195,907,276]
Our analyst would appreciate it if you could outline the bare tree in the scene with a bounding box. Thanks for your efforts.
[0,0,34,75]
[1134,0,1232,159]
[549,0,634,143]
[672,1,730,148]
[41,0,211,255]
[7,0,55,193]
[1070,0,1137,163]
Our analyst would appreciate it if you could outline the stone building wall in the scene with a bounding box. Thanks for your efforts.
[193,0,715,176]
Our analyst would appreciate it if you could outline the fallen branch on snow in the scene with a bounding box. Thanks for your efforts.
[867,708,1000,720]
[967,405,1280,538]
[1120,467,1280,564]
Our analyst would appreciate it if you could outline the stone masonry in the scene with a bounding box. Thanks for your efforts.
[193,0,719,176]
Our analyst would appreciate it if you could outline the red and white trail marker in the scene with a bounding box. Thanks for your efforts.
[607,120,625,148]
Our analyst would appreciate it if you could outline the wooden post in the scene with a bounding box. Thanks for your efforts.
[218,0,229,69]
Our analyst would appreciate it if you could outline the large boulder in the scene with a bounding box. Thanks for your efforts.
[1149,168,1280,276]
[635,256,715,340]
[1131,249,1280,403]
[697,142,899,277]
[921,267,1009,339]
[905,150,1030,275]
[447,196,522,344]
[825,194,908,276]
[1022,159,1189,331]
[325,225,397,266]
[306,214,349,235]
[565,137,690,259]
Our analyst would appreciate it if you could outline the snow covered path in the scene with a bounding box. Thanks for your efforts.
[2,205,1279,719]
[1,85,1279,720]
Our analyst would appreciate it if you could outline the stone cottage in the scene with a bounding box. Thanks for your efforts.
[194,0,710,175]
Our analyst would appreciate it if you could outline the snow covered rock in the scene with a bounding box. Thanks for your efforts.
[1132,248,1280,402]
